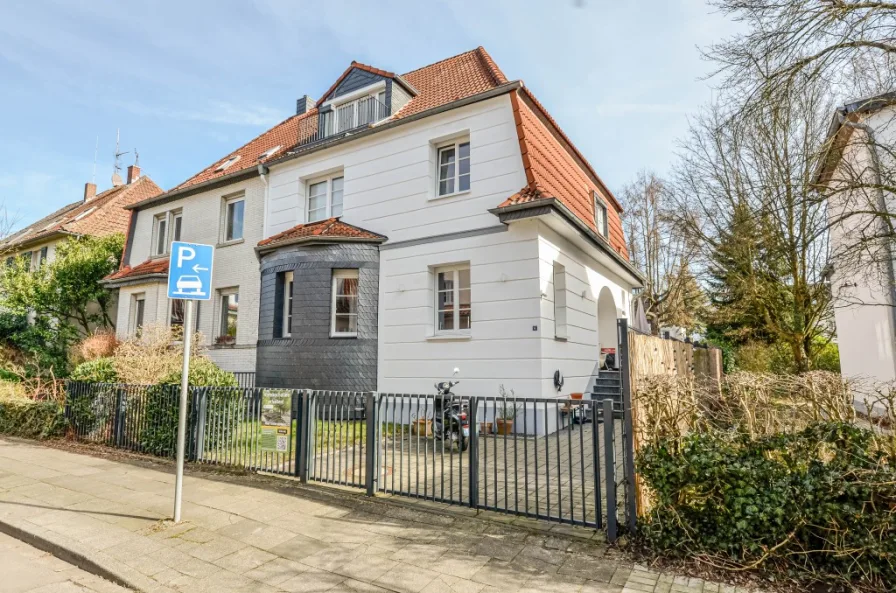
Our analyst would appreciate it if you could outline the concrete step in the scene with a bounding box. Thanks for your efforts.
[594,377,621,387]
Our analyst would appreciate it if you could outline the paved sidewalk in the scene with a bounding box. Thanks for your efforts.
[0,530,130,592]
[0,438,755,593]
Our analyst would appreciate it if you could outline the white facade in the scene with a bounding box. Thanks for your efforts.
[113,177,265,372]
[264,94,637,397]
[827,104,896,383]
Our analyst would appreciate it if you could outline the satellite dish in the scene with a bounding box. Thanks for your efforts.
[111,172,124,187]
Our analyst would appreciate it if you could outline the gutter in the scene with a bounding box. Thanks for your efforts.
[102,272,167,288]
[128,82,523,213]
[255,235,387,256]
[836,115,896,357]
[489,198,645,285]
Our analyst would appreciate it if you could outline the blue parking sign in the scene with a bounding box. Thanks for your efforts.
[167,242,214,301]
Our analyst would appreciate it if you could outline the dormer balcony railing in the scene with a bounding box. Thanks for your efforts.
[297,95,390,149]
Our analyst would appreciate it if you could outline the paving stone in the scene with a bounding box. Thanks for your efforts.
[213,545,278,573]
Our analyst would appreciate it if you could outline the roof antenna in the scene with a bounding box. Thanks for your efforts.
[134,148,139,167]
[92,136,98,184]
[112,128,128,186]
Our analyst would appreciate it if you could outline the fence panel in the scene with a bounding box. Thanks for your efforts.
[305,391,368,488]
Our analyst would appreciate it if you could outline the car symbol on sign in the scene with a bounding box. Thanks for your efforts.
[176,275,203,294]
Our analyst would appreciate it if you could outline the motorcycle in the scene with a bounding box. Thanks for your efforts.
[433,368,470,451]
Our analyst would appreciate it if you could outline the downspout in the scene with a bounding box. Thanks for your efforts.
[838,114,896,355]
[258,164,270,238]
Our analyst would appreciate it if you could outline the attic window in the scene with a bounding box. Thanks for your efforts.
[74,208,95,221]
[257,146,281,161]
[215,155,241,172]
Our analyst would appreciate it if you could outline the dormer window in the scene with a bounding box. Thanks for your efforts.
[215,155,241,172]
[593,191,608,237]
[333,91,387,134]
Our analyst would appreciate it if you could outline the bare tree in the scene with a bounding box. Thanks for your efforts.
[669,80,833,371]
[709,1,896,110]
[621,171,705,333]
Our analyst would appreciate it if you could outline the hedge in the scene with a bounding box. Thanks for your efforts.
[0,393,66,439]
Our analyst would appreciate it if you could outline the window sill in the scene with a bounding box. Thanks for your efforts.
[426,334,472,342]
[554,336,568,342]
[430,189,471,202]
[330,333,358,339]
[217,238,245,248]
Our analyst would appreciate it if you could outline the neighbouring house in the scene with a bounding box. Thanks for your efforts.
[107,47,643,397]
[817,92,896,384]
[1,165,162,331]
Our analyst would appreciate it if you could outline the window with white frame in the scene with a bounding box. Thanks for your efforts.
[153,209,182,256]
[307,175,344,223]
[170,299,200,340]
[38,246,48,268]
[437,140,471,197]
[218,289,239,342]
[593,191,608,237]
[282,271,294,338]
[553,263,568,339]
[331,269,358,337]
[333,91,386,134]
[435,264,471,333]
[223,195,245,242]
[131,294,145,336]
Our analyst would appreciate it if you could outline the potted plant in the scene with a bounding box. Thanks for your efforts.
[215,335,236,347]
[412,414,432,436]
[496,385,520,435]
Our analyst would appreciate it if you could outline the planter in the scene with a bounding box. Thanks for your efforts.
[479,422,493,435]
[412,418,432,437]
[570,392,584,400]
[495,418,514,435]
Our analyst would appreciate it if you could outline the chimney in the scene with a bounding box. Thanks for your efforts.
[127,164,141,184]
[83,182,97,202]
[296,95,313,115]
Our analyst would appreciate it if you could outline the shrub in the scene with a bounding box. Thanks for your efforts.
[70,358,119,383]
[138,358,237,456]
[638,422,896,591]
[112,324,205,385]
[72,331,119,365]
[0,390,65,439]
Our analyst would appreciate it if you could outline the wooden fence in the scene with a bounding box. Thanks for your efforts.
[625,329,724,515]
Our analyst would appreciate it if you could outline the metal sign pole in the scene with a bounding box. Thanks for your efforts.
[173,298,195,523]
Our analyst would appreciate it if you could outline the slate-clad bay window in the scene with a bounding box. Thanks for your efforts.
[282,271,294,338]
[435,264,471,333]
[593,191,608,238]
[437,140,471,197]
[331,269,358,337]
[307,175,344,223]
[223,196,245,242]
[218,290,239,342]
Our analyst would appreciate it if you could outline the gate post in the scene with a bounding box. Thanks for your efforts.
[296,390,312,483]
[195,388,208,461]
[467,396,479,509]
[602,398,617,543]
[364,392,378,496]
[113,386,126,447]
[617,318,637,533]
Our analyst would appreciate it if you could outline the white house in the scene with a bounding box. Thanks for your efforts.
[817,92,896,384]
[107,47,643,398]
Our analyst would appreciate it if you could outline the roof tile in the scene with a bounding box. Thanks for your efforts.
[258,218,386,249]
[104,257,169,282]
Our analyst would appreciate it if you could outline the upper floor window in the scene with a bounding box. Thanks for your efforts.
[593,191,608,238]
[435,264,471,334]
[153,209,182,256]
[307,175,344,223]
[331,269,358,337]
[437,140,470,197]
[223,195,245,242]
[333,92,387,134]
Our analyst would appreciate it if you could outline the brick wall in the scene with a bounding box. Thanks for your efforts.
[256,242,379,390]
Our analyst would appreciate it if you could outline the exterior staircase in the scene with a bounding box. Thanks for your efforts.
[590,369,624,418]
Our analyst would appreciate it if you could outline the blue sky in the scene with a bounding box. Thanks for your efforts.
[0,0,737,231]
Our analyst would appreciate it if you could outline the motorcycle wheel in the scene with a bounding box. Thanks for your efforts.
[459,434,469,452]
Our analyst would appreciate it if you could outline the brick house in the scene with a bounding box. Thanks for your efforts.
[106,47,643,397]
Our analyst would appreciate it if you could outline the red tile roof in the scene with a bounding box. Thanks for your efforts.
[1,176,163,251]
[500,90,628,257]
[104,256,169,282]
[258,218,386,249]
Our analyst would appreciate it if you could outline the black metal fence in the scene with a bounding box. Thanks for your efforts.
[65,381,637,540]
